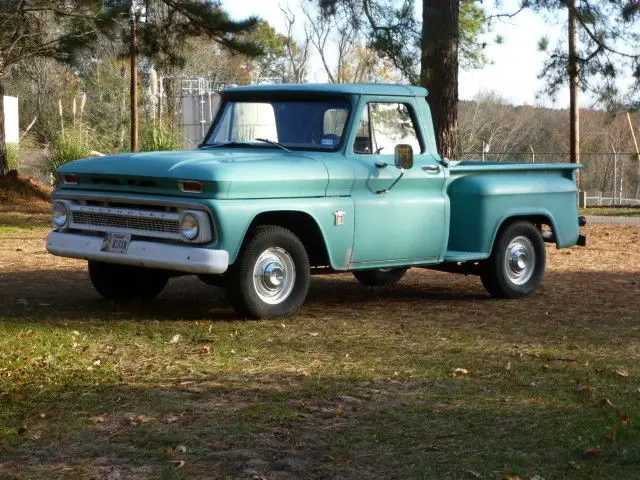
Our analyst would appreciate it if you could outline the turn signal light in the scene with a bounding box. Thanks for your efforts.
[179,181,203,193]
[63,174,79,185]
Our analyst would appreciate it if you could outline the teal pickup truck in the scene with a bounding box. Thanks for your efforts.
[47,83,586,318]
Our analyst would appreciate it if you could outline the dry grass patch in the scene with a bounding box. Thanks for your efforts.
[581,207,640,218]
[0,222,638,479]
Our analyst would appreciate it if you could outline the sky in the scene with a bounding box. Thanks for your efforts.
[221,0,575,107]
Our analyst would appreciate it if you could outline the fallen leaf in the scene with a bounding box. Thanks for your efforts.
[173,460,185,469]
[17,425,28,434]
[201,345,211,354]
[597,398,614,407]
[106,469,122,480]
[169,334,181,344]
[163,415,179,424]
[463,469,481,478]
[576,383,596,392]
[127,415,153,425]
[585,446,602,457]
[615,369,630,378]
[72,330,80,336]
[93,359,101,366]
[452,368,470,376]
[616,412,630,428]
[335,407,344,416]
[175,445,187,454]
[91,415,106,424]
[568,461,581,470]
[602,429,616,441]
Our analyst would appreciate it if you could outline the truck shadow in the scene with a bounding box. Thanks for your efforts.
[0,267,638,324]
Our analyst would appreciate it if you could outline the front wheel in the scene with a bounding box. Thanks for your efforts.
[88,261,168,301]
[225,226,310,319]
[480,221,546,298]
[353,267,408,286]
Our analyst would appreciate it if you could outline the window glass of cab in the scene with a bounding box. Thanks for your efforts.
[353,103,422,154]
[209,100,350,150]
[212,102,278,143]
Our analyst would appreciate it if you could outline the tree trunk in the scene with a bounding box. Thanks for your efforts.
[420,0,459,160]
[568,0,580,167]
[0,82,7,176]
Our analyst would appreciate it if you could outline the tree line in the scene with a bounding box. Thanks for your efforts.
[1,0,639,176]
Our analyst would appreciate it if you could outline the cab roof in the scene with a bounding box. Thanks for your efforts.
[224,83,428,97]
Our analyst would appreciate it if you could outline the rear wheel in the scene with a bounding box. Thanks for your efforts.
[225,226,310,319]
[480,221,546,298]
[88,261,168,301]
[353,267,408,286]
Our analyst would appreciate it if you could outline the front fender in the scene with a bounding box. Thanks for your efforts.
[207,198,355,269]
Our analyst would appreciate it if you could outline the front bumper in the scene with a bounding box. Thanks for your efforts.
[47,232,229,274]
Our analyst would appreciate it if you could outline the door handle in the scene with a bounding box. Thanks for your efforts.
[422,165,441,174]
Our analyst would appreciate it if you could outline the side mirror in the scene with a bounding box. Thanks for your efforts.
[394,144,414,170]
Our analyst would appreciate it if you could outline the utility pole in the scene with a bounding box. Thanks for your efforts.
[130,4,139,152]
[568,0,579,167]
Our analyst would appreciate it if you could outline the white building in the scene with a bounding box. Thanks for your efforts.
[3,95,19,144]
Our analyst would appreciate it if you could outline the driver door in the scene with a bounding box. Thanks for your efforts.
[348,99,447,265]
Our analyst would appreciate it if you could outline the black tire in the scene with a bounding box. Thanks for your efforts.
[353,267,408,286]
[480,221,546,298]
[88,261,168,301]
[225,226,310,319]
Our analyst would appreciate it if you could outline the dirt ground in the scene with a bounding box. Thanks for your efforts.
[1,221,638,322]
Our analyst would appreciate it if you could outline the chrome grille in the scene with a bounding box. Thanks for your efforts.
[72,211,180,233]
[68,204,182,240]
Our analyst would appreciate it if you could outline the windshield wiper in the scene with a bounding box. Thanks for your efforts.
[198,141,252,149]
[255,138,291,152]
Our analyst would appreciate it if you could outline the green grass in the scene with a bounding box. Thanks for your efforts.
[0,223,639,479]
[581,207,640,217]
[0,213,49,234]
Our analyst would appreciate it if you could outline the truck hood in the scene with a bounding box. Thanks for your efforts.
[58,149,329,199]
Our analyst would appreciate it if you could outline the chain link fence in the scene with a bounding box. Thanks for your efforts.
[458,152,640,207]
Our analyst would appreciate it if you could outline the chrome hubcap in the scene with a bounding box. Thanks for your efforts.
[504,236,535,285]
[253,247,295,304]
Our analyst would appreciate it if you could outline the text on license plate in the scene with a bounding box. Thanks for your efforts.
[101,232,131,254]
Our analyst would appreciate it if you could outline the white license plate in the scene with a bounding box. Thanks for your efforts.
[101,232,131,254]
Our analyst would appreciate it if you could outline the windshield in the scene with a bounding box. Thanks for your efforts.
[203,99,350,151]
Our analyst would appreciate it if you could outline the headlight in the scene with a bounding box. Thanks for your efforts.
[52,201,68,229]
[180,213,199,240]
